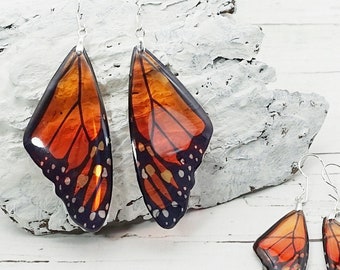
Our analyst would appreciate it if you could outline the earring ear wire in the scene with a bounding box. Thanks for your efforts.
[76,0,87,53]
[322,163,340,219]
[135,1,145,51]
[296,153,326,210]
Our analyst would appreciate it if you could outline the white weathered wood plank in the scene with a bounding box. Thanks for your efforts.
[235,0,340,25]
[257,25,340,74]
[0,241,327,270]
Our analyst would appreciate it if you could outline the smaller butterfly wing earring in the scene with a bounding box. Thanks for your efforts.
[323,218,340,270]
[23,3,112,232]
[253,206,309,270]
[321,163,340,270]
[128,3,213,229]
[253,155,315,270]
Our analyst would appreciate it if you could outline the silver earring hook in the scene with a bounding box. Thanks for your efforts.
[296,153,326,210]
[135,1,145,51]
[76,0,87,53]
[322,163,340,219]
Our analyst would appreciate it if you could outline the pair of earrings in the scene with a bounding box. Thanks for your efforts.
[253,154,340,270]
[23,2,213,232]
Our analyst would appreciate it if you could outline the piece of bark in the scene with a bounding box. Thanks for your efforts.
[0,0,328,234]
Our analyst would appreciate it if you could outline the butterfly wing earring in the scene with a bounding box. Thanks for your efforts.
[253,155,313,270]
[253,210,308,270]
[321,163,340,270]
[128,3,213,229]
[323,217,340,270]
[23,3,112,232]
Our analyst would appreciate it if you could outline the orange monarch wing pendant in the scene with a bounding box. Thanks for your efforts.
[128,47,213,229]
[253,210,309,270]
[23,47,112,232]
[323,217,340,270]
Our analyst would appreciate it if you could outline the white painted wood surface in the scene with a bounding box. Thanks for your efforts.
[0,0,339,269]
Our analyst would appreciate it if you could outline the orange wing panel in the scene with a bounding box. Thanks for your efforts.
[130,48,206,161]
[253,210,309,270]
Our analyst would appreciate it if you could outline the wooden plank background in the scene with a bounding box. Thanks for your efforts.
[1,0,339,269]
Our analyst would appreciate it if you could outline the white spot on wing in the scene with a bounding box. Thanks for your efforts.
[153,209,160,218]
[106,158,112,165]
[64,177,71,185]
[89,212,96,221]
[102,167,108,178]
[171,201,178,207]
[98,210,106,219]
[162,209,169,218]
[142,168,148,179]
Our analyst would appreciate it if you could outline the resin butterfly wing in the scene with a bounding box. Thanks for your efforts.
[23,47,112,232]
[253,210,309,270]
[323,217,340,270]
[129,47,213,228]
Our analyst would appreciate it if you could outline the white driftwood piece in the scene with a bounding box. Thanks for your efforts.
[0,0,328,234]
